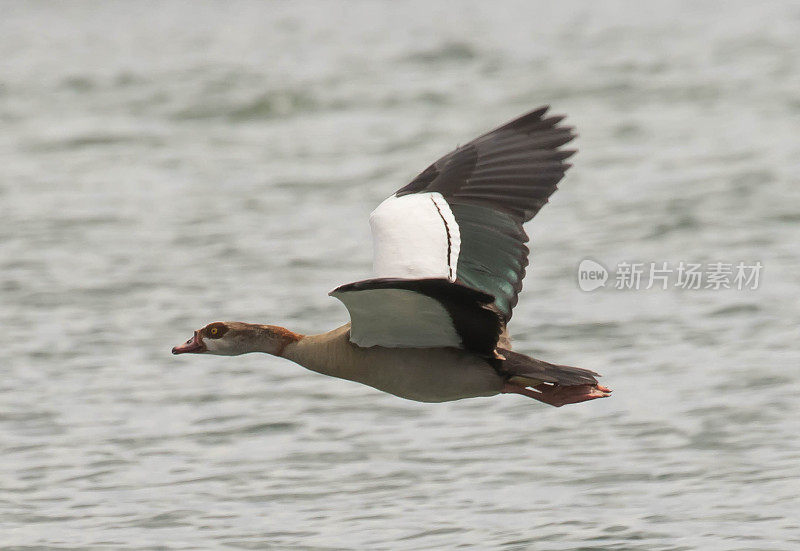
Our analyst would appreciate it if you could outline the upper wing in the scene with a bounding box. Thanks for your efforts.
[331,107,575,353]
[377,106,575,319]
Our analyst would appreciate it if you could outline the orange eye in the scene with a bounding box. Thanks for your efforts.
[206,323,227,339]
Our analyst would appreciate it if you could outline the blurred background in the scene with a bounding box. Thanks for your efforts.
[2,1,799,549]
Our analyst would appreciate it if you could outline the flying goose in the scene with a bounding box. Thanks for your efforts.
[173,107,611,406]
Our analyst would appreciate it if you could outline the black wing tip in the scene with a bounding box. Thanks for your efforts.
[495,105,551,133]
[532,105,550,117]
[489,109,576,151]
[508,106,572,127]
[512,105,550,121]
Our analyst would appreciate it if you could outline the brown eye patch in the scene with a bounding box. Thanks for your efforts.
[205,322,228,339]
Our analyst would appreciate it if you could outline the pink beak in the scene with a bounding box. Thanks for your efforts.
[172,331,206,355]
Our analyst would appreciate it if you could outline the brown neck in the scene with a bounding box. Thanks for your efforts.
[268,325,304,357]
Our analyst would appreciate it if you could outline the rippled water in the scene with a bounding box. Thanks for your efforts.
[2,1,800,549]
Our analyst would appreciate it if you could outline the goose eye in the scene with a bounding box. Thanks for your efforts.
[206,324,225,339]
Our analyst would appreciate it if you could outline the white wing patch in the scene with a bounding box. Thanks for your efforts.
[331,287,461,348]
[369,193,461,282]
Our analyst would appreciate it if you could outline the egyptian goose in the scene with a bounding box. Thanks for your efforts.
[173,107,611,406]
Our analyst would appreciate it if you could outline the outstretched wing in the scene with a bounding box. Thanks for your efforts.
[331,107,575,353]
[391,105,576,318]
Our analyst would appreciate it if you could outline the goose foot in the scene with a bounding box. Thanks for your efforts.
[501,382,611,407]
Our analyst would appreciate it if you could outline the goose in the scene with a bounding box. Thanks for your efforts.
[172,106,611,407]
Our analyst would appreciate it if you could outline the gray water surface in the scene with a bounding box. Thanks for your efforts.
[2,1,800,549]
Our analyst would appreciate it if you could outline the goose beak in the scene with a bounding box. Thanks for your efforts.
[172,331,206,354]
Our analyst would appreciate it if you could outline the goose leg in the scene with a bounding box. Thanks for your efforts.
[501,382,611,407]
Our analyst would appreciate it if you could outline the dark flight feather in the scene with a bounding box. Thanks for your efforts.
[394,106,576,320]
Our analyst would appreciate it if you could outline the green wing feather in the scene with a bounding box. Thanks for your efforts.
[395,106,575,320]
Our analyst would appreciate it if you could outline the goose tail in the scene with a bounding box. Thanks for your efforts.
[496,348,611,407]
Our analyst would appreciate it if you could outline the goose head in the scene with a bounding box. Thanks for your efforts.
[172,322,301,356]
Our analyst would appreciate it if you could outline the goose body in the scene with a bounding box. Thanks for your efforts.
[284,324,504,403]
[173,107,611,407]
